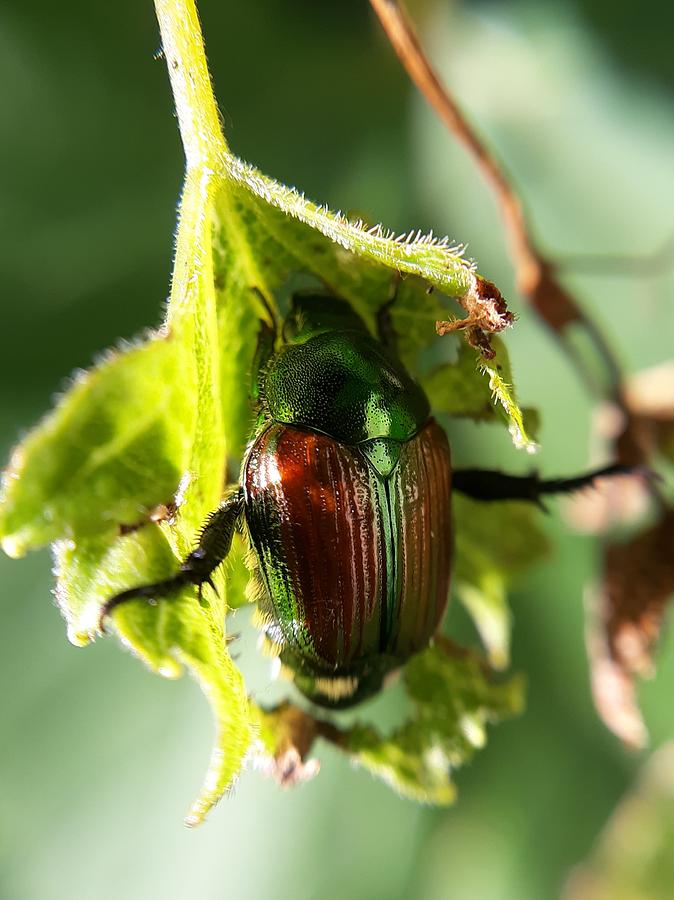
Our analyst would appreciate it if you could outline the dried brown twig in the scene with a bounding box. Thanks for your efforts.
[368,0,626,408]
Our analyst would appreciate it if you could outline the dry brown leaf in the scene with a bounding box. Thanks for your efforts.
[436,276,515,360]
[625,361,674,419]
[252,702,324,788]
[586,509,674,748]
[624,361,674,463]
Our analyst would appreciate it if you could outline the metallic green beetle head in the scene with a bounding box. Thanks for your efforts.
[282,292,369,344]
[261,293,431,478]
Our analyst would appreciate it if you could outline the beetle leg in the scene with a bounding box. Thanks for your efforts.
[250,286,279,337]
[452,463,638,506]
[376,273,402,356]
[98,490,245,630]
[250,317,276,406]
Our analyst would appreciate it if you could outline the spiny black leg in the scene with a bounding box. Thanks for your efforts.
[99,490,245,630]
[453,463,636,506]
[185,490,244,587]
[250,286,279,339]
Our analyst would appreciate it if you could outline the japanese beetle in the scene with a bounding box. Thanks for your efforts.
[102,292,627,708]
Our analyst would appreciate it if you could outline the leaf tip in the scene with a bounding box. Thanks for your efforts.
[183,745,238,828]
[183,811,204,829]
[488,647,510,671]
[459,715,486,749]
[1,533,24,559]
[508,422,540,455]
[158,662,183,679]
[66,624,93,648]
[479,360,539,453]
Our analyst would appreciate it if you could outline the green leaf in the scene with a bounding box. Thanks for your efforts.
[54,526,251,828]
[344,643,524,803]
[423,337,539,451]
[453,495,550,668]
[54,526,180,662]
[248,645,523,804]
[0,0,536,819]
[481,347,538,453]
[1,136,255,822]
[423,340,494,420]
[0,337,196,557]
[206,166,492,433]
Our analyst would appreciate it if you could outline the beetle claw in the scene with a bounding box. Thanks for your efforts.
[196,576,218,607]
[196,582,206,607]
[97,575,188,632]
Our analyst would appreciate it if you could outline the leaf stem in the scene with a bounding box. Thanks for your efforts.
[155,0,228,170]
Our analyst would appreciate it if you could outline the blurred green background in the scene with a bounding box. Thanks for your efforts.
[1,1,673,898]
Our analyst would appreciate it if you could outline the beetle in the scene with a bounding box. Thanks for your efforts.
[101,291,627,707]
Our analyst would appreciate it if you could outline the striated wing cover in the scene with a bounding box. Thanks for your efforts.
[243,420,452,674]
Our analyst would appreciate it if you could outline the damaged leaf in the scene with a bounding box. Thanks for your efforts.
[421,337,538,452]
[0,0,534,820]
[344,641,524,803]
[252,642,524,805]
[624,361,674,463]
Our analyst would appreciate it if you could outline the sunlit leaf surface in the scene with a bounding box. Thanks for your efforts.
[0,0,541,821]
